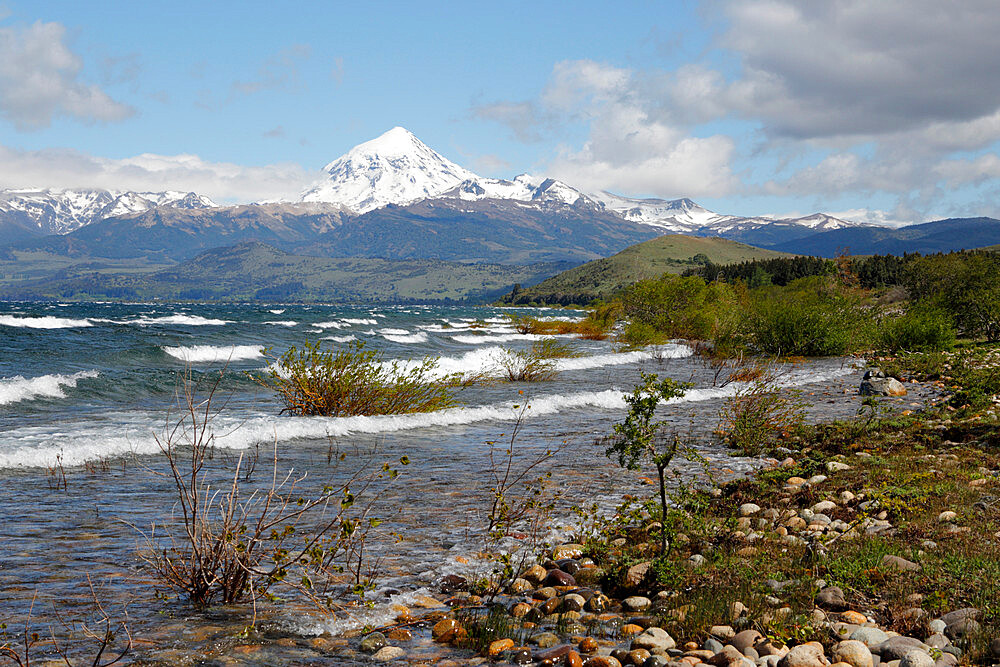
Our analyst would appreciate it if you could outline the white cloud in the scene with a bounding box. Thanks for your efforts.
[0,145,315,203]
[0,20,133,129]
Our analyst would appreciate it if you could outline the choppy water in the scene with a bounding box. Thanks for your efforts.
[0,301,904,663]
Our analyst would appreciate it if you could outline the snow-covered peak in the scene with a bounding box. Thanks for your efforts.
[299,126,477,213]
[779,213,859,230]
[440,173,596,208]
[0,188,218,235]
[591,191,723,232]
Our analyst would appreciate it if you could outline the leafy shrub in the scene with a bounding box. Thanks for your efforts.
[619,274,739,343]
[744,277,871,356]
[259,340,459,416]
[717,362,805,456]
[496,342,558,382]
[905,252,1000,341]
[529,337,582,359]
[876,306,956,352]
[617,321,670,348]
[508,314,610,339]
[606,373,691,553]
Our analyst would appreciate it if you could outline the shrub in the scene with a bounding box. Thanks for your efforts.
[619,274,739,342]
[606,373,691,553]
[140,371,403,609]
[905,252,1000,341]
[259,340,459,416]
[530,337,582,359]
[717,362,805,456]
[744,276,871,356]
[496,342,558,382]
[876,306,956,352]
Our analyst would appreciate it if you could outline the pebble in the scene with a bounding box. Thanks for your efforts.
[623,596,652,612]
[733,630,763,653]
[899,650,934,667]
[937,511,958,523]
[832,640,874,667]
[553,544,586,559]
[631,627,676,653]
[880,555,921,572]
[739,503,762,516]
[372,646,405,661]
[778,642,826,667]
[360,632,387,654]
[849,628,889,648]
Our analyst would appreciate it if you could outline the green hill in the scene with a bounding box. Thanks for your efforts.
[498,234,792,305]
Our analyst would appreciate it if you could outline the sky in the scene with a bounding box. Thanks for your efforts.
[1,1,1000,226]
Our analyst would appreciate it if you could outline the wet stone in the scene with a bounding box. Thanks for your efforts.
[373,646,405,661]
[360,632,387,654]
[545,569,578,587]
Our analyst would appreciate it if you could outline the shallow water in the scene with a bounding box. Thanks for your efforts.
[0,301,929,663]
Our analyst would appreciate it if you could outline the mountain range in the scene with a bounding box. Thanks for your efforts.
[2,126,1000,303]
[0,127,870,263]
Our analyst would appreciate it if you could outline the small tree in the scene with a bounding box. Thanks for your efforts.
[605,373,690,554]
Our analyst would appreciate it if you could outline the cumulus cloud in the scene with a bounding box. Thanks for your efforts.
[720,0,1000,139]
[476,59,738,198]
[0,144,315,203]
[0,20,134,129]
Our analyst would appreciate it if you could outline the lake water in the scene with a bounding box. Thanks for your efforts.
[0,301,890,663]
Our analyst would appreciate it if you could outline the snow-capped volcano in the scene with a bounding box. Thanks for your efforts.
[0,188,217,235]
[299,126,476,213]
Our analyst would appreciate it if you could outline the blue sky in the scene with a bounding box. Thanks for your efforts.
[2,1,1000,225]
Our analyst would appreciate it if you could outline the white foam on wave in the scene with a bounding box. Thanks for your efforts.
[120,314,231,326]
[382,331,428,344]
[343,318,377,325]
[314,321,348,329]
[162,345,264,363]
[555,345,691,371]
[264,320,298,327]
[451,332,544,344]
[269,309,285,314]
[0,315,92,329]
[0,370,99,405]
[0,362,857,469]
[378,328,410,336]
[322,335,356,343]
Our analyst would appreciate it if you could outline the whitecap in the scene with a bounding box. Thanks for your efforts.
[0,315,92,329]
[342,318,378,325]
[321,335,357,343]
[161,345,264,363]
[264,320,298,327]
[382,331,429,344]
[125,314,231,326]
[0,363,856,469]
[269,309,286,314]
[0,370,100,405]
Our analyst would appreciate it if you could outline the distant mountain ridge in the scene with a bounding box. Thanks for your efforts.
[0,188,216,243]
[3,127,998,268]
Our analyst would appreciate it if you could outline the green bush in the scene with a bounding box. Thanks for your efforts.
[619,274,738,342]
[905,252,1000,341]
[876,306,956,352]
[744,277,871,356]
[259,340,459,416]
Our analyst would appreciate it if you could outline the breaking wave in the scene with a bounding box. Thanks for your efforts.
[0,363,855,469]
[0,315,92,329]
[161,345,264,363]
[0,370,100,405]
